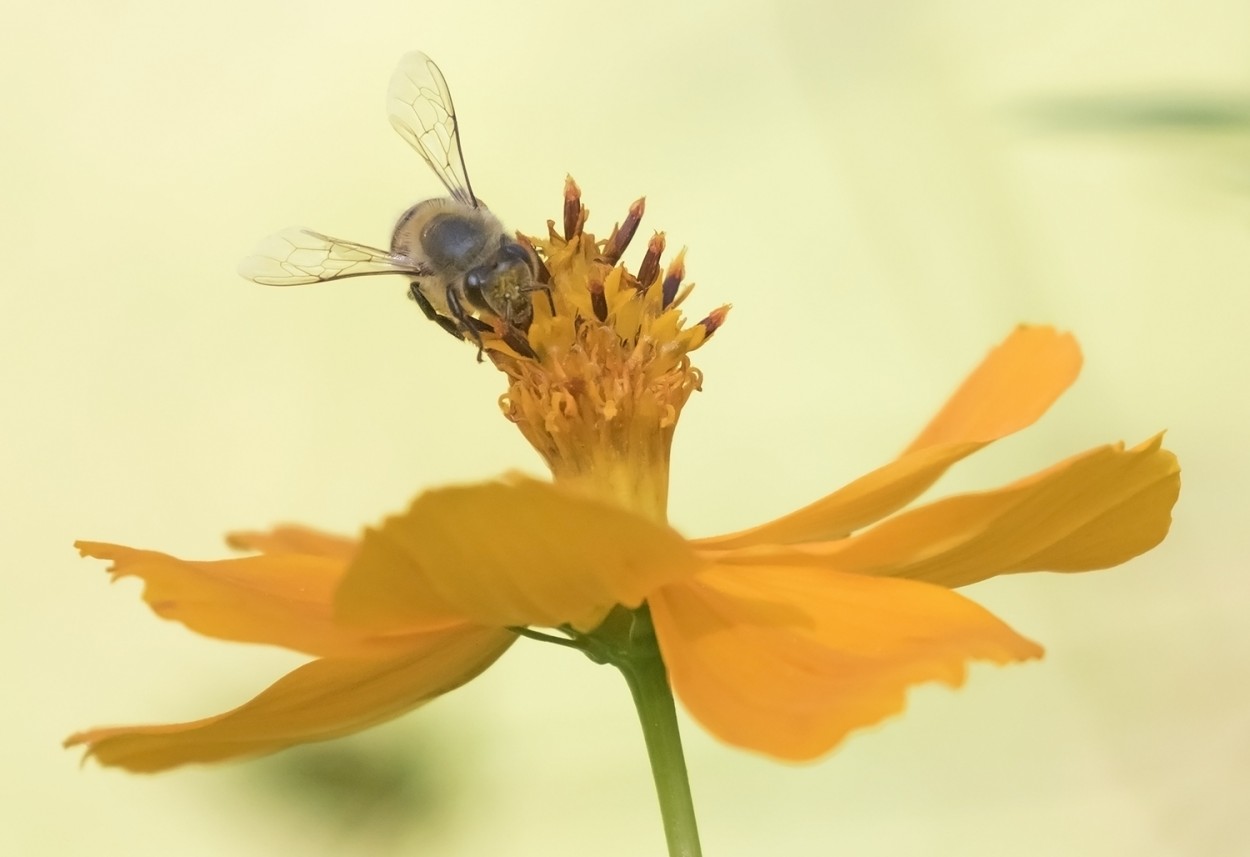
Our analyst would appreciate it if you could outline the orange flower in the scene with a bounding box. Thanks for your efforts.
[67,182,1179,771]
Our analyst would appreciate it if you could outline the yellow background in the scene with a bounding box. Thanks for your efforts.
[5,1,1247,854]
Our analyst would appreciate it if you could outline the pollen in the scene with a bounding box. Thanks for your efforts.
[494,178,728,520]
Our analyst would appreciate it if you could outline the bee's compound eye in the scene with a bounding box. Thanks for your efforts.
[464,268,487,290]
[498,241,533,270]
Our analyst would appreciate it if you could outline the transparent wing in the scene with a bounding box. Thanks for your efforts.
[387,52,478,208]
[238,227,429,286]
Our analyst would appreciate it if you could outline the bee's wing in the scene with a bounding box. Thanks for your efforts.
[386,52,478,208]
[239,227,429,286]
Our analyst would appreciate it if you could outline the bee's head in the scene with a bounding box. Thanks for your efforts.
[465,240,540,328]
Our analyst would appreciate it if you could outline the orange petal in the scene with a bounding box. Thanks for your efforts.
[225,525,356,560]
[649,564,1041,761]
[902,325,1083,452]
[336,475,704,633]
[75,541,404,658]
[697,326,1082,550]
[734,434,1180,587]
[64,624,514,772]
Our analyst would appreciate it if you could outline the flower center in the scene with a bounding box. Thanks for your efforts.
[493,179,728,522]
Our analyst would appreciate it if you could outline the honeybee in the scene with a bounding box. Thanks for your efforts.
[239,52,545,359]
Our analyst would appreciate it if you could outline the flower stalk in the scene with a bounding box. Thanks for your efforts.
[586,606,703,857]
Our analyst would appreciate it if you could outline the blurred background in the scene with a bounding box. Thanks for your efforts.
[4,0,1247,854]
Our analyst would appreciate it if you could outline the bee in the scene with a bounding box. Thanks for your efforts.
[239,52,546,360]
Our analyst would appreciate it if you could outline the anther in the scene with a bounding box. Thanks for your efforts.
[699,305,731,336]
[602,197,646,265]
[636,232,666,289]
[660,248,686,308]
[563,176,583,240]
[589,274,609,322]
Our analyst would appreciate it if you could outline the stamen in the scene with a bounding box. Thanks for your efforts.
[501,328,539,358]
[563,176,583,240]
[661,249,686,308]
[603,197,646,265]
[589,272,609,322]
[636,232,666,290]
[699,306,731,336]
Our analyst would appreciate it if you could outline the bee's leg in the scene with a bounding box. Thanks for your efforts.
[408,282,464,340]
[528,282,556,317]
[444,284,487,362]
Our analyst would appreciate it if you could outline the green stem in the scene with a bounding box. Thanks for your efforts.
[615,607,703,857]
[507,626,584,649]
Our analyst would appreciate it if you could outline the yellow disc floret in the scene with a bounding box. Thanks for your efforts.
[495,179,728,522]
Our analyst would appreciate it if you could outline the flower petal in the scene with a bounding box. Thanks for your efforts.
[64,625,515,772]
[901,325,1083,452]
[649,565,1041,761]
[335,475,704,633]
[697,326,1082,550]
[729,434,1180,587]
[75,541,405,658]
[225,525,356,560]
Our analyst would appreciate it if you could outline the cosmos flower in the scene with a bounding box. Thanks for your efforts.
[67,181,1179,772]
